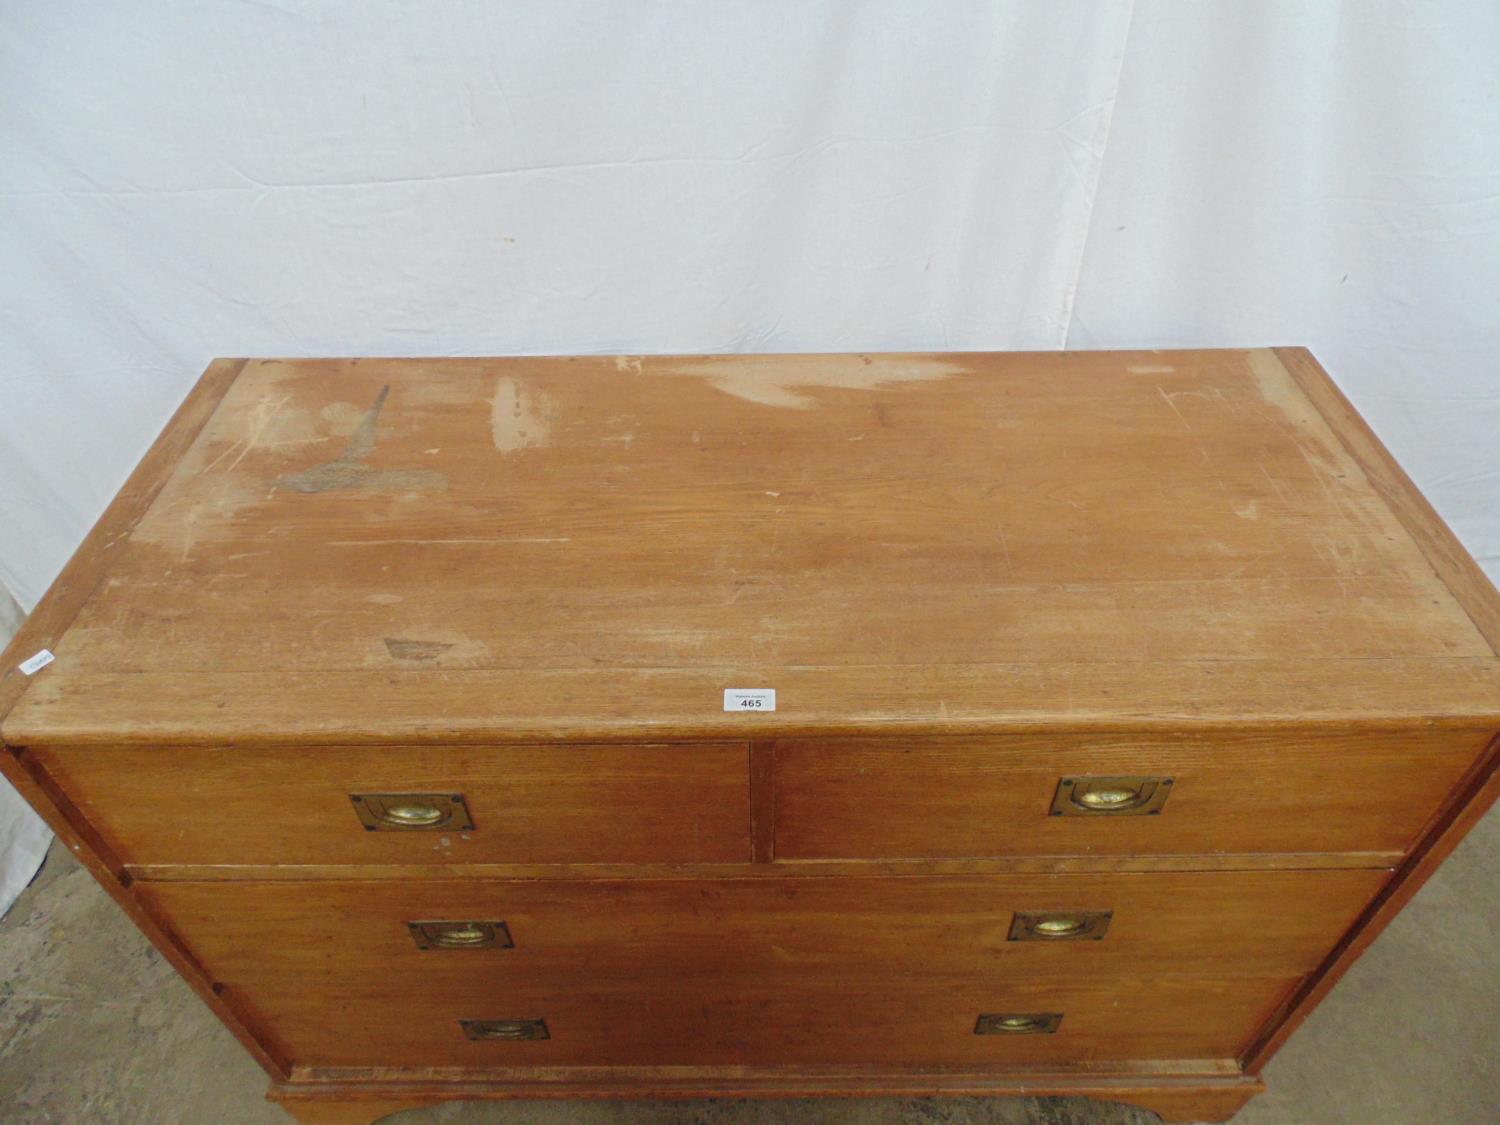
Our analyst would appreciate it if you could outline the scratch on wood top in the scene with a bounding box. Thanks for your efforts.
[277,386,448,493]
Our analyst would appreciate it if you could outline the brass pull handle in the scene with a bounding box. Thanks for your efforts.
[975,1012,1063,1035]
[1009,910,1112,941]
[1078,784,1147,810]
[385,803,443,826]
[409,920,514,950]
[1034,917,1087,936]
[350,792,474,831]
[461,1018,549,1041]
[1051,776,1172,817]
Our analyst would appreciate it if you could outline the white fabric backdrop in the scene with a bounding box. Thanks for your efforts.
[3,0,1499,912]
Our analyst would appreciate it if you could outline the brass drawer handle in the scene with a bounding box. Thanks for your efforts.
[409,920,514,950]
[461,1018,549,1041]
[1009,910,1112,941]
[350,792,474,831]
[975,1012,1063,1035]
[1050,776,1172,816]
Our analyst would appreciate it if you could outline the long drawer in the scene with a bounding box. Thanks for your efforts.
[222,974,1299,1069]
[139,870,1384,984]
[773,730,1491,860]
[30,743,750,866]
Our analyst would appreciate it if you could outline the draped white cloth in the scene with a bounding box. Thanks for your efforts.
[3,1,1498,913]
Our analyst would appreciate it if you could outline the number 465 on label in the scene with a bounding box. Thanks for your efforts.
[723,689,776,713]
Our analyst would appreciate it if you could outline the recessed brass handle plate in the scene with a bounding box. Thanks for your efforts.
[350,792,474,831]
[409,920,513,950]
[461,1018,549,1041]
[1008,910,1113,941]
[975,1011,1063,1035]
[1050,776,1172,816]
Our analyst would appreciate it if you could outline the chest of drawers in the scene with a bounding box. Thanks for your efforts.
[3,349,1498,1124]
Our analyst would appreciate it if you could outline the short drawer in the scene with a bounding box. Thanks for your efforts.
[138,868,1385,985]
[220,973,1299,1069]
[30,742,749,866]
[773,730,1492,860]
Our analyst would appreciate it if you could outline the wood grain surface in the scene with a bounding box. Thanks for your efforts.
[223,972,1300,1070]
[6,349,1500,744]
[136,868,1386,986]
[29,742,750,866]
[773,730,1494,860]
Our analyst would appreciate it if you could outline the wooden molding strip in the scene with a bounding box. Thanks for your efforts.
[271,1068,1265,1124]
[1274,346,1500,656]
[0,358,248,738]
[121,850,1403,884]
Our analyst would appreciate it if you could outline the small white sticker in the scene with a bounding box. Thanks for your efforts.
[18,649,55,676]
[724,688,776,713]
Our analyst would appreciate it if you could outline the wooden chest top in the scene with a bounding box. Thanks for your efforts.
[4,348,1499,745]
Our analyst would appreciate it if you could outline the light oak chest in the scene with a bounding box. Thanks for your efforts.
[3,349,1498,1124]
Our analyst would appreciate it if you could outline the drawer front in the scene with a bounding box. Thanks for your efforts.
[223,974,1298,1068]
[773,731,1491,860]
[139,869,1384,985]
[32,743,749,866]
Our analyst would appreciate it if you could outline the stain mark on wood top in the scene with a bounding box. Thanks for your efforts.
[383,638,456,662]
[620,353,967,410]
[490,377,555,453]
[277,386,448,494]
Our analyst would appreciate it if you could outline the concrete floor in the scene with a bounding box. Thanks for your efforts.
[2,812,1497,1125]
